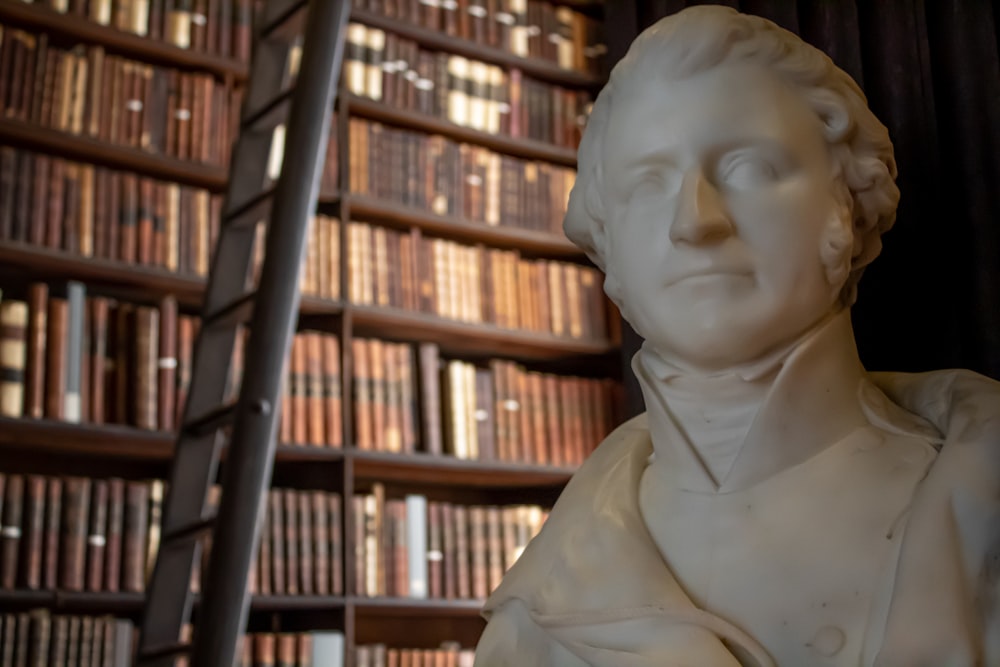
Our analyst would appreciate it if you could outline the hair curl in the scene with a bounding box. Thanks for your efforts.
[564,6,899,307]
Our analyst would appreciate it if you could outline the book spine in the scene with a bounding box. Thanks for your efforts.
[0,301,28,418]
[42,478,62,590]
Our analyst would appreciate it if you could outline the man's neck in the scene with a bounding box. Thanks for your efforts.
[634,310,869,492]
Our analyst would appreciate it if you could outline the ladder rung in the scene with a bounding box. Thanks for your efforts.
[162,516,215,544]
[183,402,237,436]
[258,0,309,38]
[226,186,275,226]
[139,641,191,662]
[242,87,294,131]
[204,290,257,329]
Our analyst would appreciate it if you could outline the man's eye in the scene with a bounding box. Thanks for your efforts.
[720,157,777,189]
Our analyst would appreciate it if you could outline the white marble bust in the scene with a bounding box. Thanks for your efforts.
[475,6,1000,667]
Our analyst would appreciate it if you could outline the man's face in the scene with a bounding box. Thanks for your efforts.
[603,62,848,372]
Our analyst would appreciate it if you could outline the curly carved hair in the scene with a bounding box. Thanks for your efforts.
[564,5,899,307]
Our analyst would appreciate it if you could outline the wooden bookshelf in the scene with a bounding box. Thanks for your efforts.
[346,96,579,167]
[352,9,604,89]
[0,119,230,191]
[0,0,614,658]
[346,195,584,259]
[0,0,248,81]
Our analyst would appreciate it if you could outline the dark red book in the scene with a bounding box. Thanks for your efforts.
[42,478,61,590]
[122,481,149,592]
[157,295,177,431]
[60,476,92,591]
[86,479,109,591]
[18,476,45,590]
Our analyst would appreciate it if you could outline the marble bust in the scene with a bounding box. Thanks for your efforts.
[475,6,1000,667]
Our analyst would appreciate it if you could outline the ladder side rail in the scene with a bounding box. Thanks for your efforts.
[189,3,352,667]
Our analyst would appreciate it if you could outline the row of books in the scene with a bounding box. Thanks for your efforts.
[0,610,133,667]
[0,474,163,593]
[0,471,345,600]
[235,488,345,597]
[349,0,606,76]
[348,118,576,235]
[346,221,609,338]
[239,632,346,667]
[355,643,474,667]
[345,23,590,148]
[0,283,616,463]
[352,339,618,464]
[0,26,239,165]
[0,285,195,429]
[19,0,255,61]
[0,147,222,277]
[353,488,546,600]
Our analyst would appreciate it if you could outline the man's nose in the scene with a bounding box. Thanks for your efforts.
[668,169,734,245]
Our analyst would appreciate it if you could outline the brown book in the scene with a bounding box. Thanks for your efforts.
[297,491,314,595]
[28,609,51,667]
[417,343,443,455]
[85,479,109,591]
[42,478,61,590]
[352,496,366,596]
[43,299,67,420]
[122,481,149,592]
[322,334,342,448]
[88,297,109,424]
[329,493,343,595]
[468,506,487,599]
[352,338,373,450]
[305,333,325,447]
[427,501,444,598]
[311,491,329,595]
[134,307,159,430]
[269,490,286,594]
[157,295,177,431]
[61,476,92,591]
[283,489,299,594]
[440,502,457,599]
[287,334,305,445]
[17,476,45,590]
[175,315,194,423]
[104,478,124,592]
[137,178,154,264]
[119,174,138,264]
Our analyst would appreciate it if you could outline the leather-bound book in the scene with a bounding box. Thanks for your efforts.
[157,295,177,431]
[0,299,27,418]
[543,374,562,467]
[322,334,342,448]
[79,165,95,257]
[352,496,365,596]
[27,153,49,246]
[297,491,314,595]
[88,297,109,424]
[277,634,296,667]
[329,493,342,595]
[42,478,62,589]
[440,503,458,599]
[122,481,149,592]
[283,489,299,594]
[44,298,68,420]
[352,338,373,450]
[102,478,124,592]
[306,333,325,447]
[137,178,154,265]
[269,490,285,594]
[134,307,159,430]
[398,344,417,454]
[50,615,68,666]
[145,480,164,584]
[85,479,109,591]
[468,506,487,599]
[175,315,194,424]
[119,174,138,264]
[528,372,547,465]
[19,476,45,590]
[60,477,92,591]
[426,501,444,598]
[65,282,86,423]
[255,634,276,667]
[66,616,81,667]
[290,334,307,445]
[311,491,329,595]
[232,0,252,62]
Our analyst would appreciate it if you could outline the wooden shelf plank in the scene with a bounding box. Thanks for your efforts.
[350,304,615,361]
[0,242,343,315]
[0,242,209,306]
[351,9,603,89]
[350,450,574,487]
[0,119,229,191]
[0,590,345,613]
[346,96,578,167]
[0,417,344,464]
[0,1,248,80]
[346,195,584,259]
[351,596,485,618]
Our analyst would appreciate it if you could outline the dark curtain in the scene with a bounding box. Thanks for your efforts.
[605,0,1000,416]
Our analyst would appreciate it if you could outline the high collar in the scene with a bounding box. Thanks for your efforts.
[634,310,869,493]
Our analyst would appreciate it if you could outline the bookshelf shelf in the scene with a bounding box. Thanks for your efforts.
[345,195,584,259]
[0,119,230,191]
[351,9,603,89]
[0,590,347,613]
[345,96,579,167]
[351,450,574,487]
[351,597,485,618]
[0,242,343,315]
[0,1,249,81]
[350,304,615,360]
[0,417,345,464]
